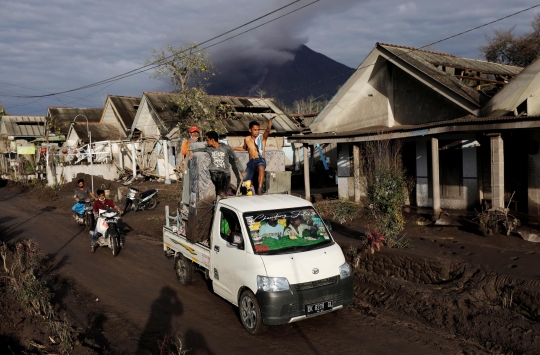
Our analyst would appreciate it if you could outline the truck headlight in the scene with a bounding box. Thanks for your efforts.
[257,276,290,292]
[339,262,352,279]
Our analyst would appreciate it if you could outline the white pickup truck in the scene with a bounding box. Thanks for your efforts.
[163,194,354,334]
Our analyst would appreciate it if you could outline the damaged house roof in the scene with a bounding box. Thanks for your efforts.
[377,43,523,107]
[47,107,103,135]
[143,92,300,136]
[106,95,140,129]
[0,116,46,137]
[71,123,126,143]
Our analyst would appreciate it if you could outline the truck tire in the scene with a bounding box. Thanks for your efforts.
[175,254,193,286]
[239,290,268,334]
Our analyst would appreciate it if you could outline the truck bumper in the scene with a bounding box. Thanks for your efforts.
[255,275,354,326]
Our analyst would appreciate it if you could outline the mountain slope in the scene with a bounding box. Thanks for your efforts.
[208,45,355,106]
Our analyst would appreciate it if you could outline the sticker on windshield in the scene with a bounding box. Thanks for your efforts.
[245,208,330,254]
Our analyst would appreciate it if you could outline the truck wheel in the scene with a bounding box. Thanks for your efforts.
[239,290,268,334]
[175,254,193,286]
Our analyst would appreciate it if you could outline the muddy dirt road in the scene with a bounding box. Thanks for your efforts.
[0,187,467,354]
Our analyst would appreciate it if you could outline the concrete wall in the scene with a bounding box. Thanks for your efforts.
[392,66,469,125]
[135,100,161,138]
[47,163,119,186]
[339,60,391,130]
[101,103,116,125]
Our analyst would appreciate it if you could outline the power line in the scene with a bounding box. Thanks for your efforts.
[258,3,540,100]
[0,0,309,99]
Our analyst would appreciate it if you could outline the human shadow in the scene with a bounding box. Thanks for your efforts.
[79,311,113,354]
[3,206,57,234]
[184,328,216,355]
[136,286,183,355]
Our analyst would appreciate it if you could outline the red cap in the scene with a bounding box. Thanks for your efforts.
[189,126,200,133]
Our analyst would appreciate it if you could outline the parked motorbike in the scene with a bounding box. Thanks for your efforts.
[91,208,123,256]
[123,187,158,214]
[74,199,94,231]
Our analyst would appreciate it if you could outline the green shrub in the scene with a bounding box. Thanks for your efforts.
[361,139,411,247]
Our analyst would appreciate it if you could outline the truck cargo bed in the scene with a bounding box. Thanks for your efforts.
[163,226,211,270]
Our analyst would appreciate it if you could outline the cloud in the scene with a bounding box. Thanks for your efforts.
[0,0,539,114]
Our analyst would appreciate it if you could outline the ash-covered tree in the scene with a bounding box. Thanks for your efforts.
[0,100,5,118]
[480,13,540,67]
[146,43,227,133]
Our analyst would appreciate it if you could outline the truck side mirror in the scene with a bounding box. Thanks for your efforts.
[228,232,244,250]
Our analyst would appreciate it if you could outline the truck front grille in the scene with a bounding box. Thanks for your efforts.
[294,276,338,291]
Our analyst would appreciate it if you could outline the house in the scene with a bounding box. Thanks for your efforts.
[0,116,46,152]
[289,43,540,217]
[0,116,46,178]
[100,95,140,136]
[130,92,301,171]
[46,107,103,137]
[65,122,126,147]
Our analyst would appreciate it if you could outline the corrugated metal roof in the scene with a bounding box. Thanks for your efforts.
[47,107,103,135]
[72,123,126,143]
[142,92,301,134]
[1,116,45,137]
[377,43,523,107]
[144,92,181,128]
[108,95,140,129]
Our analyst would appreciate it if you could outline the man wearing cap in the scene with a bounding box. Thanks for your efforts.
[181,126,200,172]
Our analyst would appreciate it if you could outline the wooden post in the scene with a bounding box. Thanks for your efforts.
[303,143,311,201]
[353,144,361,203]
[431,137,441,216]
[165,205,170,228]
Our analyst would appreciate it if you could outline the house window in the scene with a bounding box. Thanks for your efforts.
[439,140,463,198]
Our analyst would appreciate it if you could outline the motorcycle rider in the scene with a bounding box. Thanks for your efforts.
[91,189,123,252]
[72,179,96,220]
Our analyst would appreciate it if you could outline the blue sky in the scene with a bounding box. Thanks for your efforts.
[1,0,539,115]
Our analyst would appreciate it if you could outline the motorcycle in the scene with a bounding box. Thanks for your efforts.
[91,208,123,256]
[74,199,94,231]
[123,186,158,214]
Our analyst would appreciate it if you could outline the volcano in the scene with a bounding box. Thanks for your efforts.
[208,44,355,106]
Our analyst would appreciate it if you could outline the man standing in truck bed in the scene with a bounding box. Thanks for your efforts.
[234,116,274,195]
[196,131,246,198]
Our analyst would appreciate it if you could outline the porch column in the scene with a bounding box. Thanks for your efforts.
[431,137,441,216]
[131,143,137,180]
[303,143,311,201]
[489,133,504,208]
[353,144,361,203]
[163,139,171,184]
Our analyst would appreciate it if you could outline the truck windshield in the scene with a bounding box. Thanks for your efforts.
[243,207,333,255]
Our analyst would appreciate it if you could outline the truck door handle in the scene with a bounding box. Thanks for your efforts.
[214,245,220,253]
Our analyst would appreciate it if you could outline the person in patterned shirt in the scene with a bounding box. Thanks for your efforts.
[194,131,246,197]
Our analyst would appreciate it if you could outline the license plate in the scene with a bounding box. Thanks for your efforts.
[305,300,333,316]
